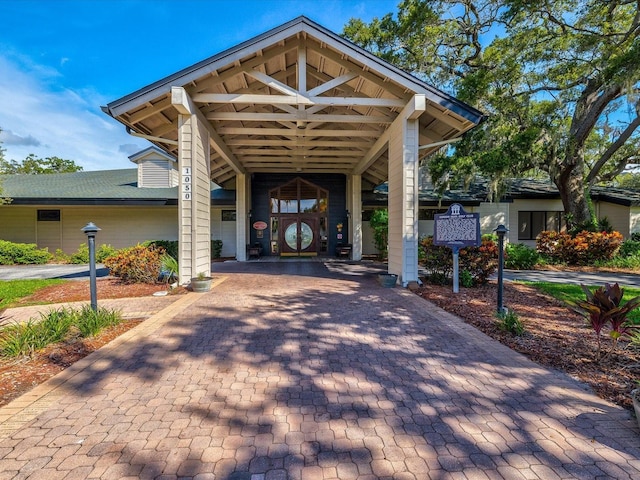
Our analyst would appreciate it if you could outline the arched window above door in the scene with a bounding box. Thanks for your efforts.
[270,178,328,215]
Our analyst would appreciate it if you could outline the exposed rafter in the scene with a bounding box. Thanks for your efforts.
[171,86,246,175]
[104,17,483,187]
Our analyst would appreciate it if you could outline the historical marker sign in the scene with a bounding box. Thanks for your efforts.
[434,203,481,248]
[433,203,481,294]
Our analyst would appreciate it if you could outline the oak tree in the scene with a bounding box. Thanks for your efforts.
[344,0,640,229]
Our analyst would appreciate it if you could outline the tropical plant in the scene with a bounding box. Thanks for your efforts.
[573,283,640,361]
[536,230,623,265]
[160,254,179,283]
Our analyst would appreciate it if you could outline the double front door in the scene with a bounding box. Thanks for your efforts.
[270,178,328,256]
[280,216,318,256]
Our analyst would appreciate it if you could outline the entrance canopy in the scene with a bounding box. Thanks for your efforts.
[102,16,483,189]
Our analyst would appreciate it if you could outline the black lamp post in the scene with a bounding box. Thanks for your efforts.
[81,222,101,311]
[494,224,509,315]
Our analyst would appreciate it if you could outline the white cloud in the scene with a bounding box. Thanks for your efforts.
[0,54,148,170]
[0,129,41,146]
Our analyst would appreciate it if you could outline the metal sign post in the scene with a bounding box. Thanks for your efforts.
[452,246,460,293]
[433,204,481,293]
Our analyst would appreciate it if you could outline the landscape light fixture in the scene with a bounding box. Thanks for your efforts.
[81,222,101,311]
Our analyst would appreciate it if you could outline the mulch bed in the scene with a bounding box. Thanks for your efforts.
[415,281,640,410]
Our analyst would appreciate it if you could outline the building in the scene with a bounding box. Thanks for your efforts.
[99,16,484,285]
[2,150,639,264]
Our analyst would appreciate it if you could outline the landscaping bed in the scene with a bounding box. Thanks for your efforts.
[415,280,640,410]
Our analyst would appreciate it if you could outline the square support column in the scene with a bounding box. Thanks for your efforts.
[348,174,362,261]
[387,113,421,285]
[176,111,211,282]
[236,173,250,261]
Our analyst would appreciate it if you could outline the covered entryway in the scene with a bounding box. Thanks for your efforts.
[102,16,483,285]
[269,177,328,256]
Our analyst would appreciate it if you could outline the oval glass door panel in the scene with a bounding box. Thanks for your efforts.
[300,222,313,250]
[284,223,298,250]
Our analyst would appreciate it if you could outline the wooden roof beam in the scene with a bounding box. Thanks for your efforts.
[207,111,393,124]
[352,94,425,175]
[171,86,246,175]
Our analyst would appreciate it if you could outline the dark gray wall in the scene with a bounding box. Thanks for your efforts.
[250,173,347,256]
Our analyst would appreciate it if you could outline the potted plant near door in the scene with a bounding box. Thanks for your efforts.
[190,272,212,293]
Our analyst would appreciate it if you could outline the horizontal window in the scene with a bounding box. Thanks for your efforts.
[221,210,236,221]
[518,211,565,240]
[37,209,60,222]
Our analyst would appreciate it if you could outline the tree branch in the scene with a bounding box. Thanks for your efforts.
[586,105,640,185]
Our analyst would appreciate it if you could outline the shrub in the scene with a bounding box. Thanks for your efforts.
[103,244,165,284]
[620,240,640,258]
[420,236,453,283]
[0,240,52,265]
[53,249,70,263]
[631,232,640,242]
[144,240,178,260]
[460,270,474,288]
[458,238,499,285]
[505,243,539,270]
[536,230,623,265]
[146,239,223,259]
[68,243,117,264]
[496,309,525,336]
[211,240,223,259]
[370,209,389,259]
[595,254,640,270]
[420,236,499,286]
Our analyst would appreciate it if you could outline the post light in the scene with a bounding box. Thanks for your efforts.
[494,224,509,315]
[81,222,101,311]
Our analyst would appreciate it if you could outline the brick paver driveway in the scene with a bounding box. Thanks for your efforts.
[1,261,639,479]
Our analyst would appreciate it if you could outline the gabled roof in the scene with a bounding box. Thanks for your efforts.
[128,146,176,165]
[103,16,484,188]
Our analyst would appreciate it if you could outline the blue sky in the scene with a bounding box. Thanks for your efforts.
[0,0,399,170]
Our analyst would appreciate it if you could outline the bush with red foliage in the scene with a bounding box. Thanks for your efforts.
[420,236,499,286]
[536,230,622,265]
[103,244,165,284]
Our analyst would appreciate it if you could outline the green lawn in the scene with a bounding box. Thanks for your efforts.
[0,279,67,309]
[524,281,640,324]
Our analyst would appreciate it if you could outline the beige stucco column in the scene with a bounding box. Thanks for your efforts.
[235,173,250,261]
[347,174,363,261]
[387,95,425,285]
[173,89,212,283]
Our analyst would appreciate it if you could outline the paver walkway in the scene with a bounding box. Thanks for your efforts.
[0,261,639,479]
